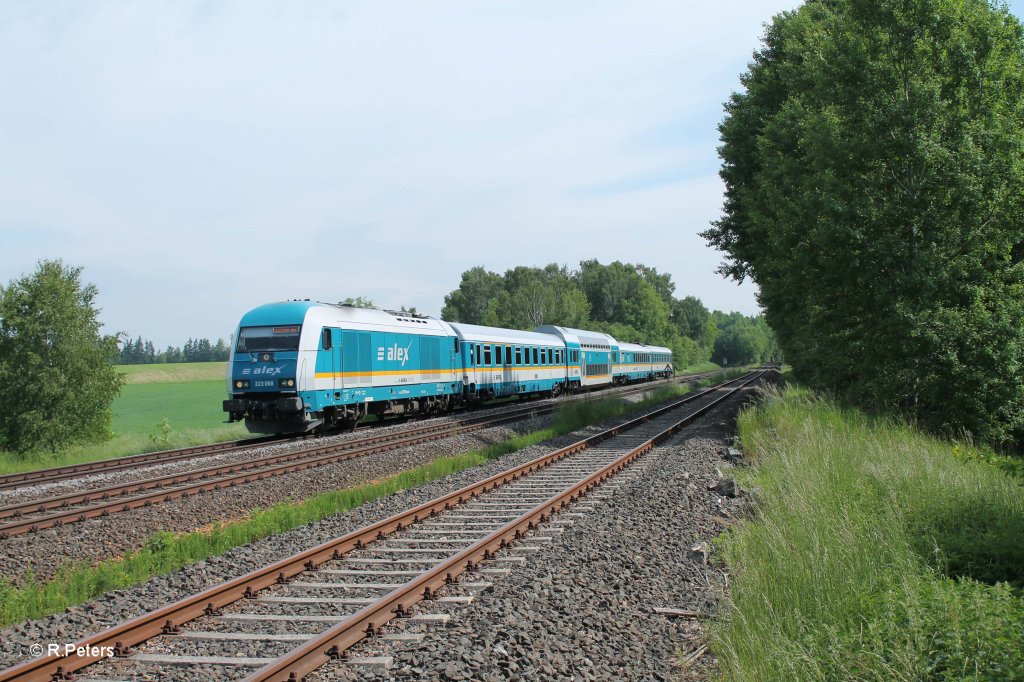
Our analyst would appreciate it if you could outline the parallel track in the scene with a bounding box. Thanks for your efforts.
[0,370,717,494]
[0,372,719,539]
[0,370,765,682]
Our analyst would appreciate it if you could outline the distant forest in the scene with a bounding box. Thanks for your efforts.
[440,261,782,368]
[117,336,230,365]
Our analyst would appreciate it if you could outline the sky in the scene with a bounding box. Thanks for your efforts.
[2,1,1023,348]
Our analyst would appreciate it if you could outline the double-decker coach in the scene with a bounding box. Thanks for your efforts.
[449,323,568,400]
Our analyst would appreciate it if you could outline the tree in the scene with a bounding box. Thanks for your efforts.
[0,260,123,453]
[672,296,717,357]
[703,0,1024,446]
[441,267,504,323]
[339,296,375,309]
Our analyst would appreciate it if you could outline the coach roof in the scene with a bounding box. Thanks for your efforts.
[449,322,565,347]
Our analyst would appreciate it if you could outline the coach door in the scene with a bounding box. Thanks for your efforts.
[320,328,343,391]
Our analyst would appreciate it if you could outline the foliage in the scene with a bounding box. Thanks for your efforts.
[714,386,1024,681]
[0,260,124,453]
[441,260,782,367]
[703,0,1024,448]
[711,312,783,366]
[338,296,375,308]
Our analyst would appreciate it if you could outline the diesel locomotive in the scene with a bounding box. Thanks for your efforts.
[223,301,673,434]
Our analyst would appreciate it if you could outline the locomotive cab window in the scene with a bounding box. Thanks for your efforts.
[236,326,302,353]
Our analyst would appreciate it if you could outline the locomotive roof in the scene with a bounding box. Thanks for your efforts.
[238,301,454,335]
[448,322,565,347]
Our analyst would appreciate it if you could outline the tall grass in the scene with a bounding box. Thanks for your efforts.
[0,379,712,626]
[713,386,1024,681]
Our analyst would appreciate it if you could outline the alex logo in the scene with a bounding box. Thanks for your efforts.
[241,366,284,376]
[376,342,413,366]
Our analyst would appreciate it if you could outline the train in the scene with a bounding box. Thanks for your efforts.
[222,300,673,434]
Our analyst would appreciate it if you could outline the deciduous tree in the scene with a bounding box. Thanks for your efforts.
[0,260,123,453]
[703,0,1024,446]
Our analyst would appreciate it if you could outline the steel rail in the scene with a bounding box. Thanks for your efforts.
[247,370,766,682]
[0,371,760,682]
[0,370,716,493]
[0,372,721,538]
[0,436,289,490]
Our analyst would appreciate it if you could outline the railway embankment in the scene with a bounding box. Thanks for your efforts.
[712,385,1024,680]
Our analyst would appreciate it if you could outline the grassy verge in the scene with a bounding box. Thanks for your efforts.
[0,378,726,626]
[712,386,1024,681]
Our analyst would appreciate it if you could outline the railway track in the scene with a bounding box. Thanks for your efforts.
[0,369,765,682]
[0,370,717,495]
[0,373,719,539]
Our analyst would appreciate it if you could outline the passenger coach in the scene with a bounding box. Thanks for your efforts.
[449,323,567,400]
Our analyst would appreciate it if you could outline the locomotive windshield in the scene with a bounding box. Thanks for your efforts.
[236,325,302,352]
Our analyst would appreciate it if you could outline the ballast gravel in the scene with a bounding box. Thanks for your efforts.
[0,376,763,679]
[0,392,686,669]
[315,391,757,682]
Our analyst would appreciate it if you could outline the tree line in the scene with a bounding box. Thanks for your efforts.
[440,261,782,368]
[703,0,1024,449]
[117,336,231,365]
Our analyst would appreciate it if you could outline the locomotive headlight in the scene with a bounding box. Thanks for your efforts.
[235,380,250,389]
[279,378,295,388]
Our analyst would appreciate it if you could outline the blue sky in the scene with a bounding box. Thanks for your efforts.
[2,1,1022,347]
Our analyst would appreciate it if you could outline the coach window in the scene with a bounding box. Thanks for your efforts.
[454,338,460,353]
[515,347,522,365]
[505,346,512,365]
[483,345,492,365]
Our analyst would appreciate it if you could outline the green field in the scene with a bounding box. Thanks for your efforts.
[112,380,233,433]
[117,361,228,385]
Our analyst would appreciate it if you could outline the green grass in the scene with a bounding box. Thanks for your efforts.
[676,361,722,375]
[712,386,1024,681]
[0,378,722,626]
